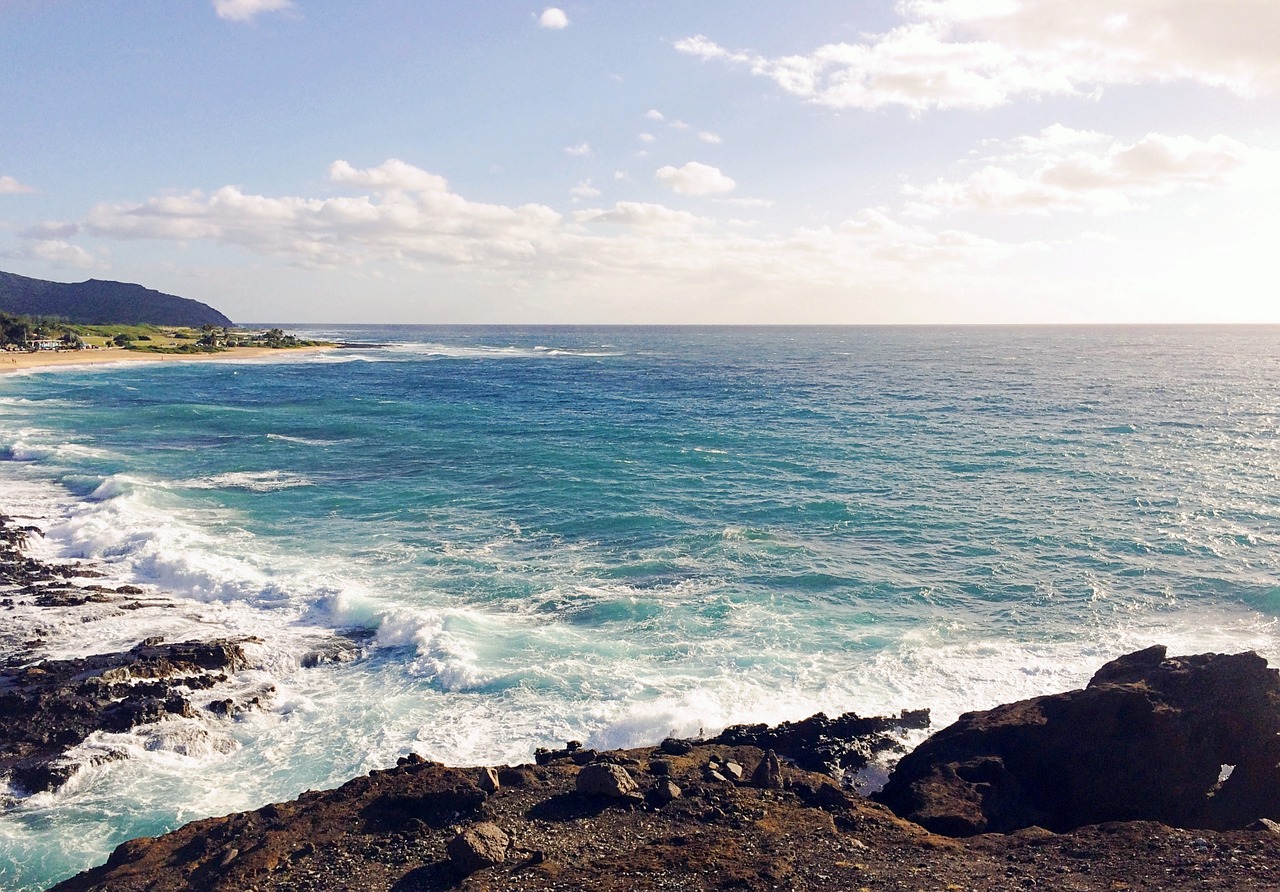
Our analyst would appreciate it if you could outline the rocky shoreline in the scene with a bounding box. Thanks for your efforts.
[6,512,1280,890]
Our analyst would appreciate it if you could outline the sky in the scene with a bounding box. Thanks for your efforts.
[1,0,1278,324]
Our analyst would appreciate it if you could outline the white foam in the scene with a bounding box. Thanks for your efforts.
[180,470,315,492]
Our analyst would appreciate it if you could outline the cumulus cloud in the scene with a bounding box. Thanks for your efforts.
[564,142,591,156]
[638,133,656,143]
[212,0,293,22]
[698,132,722,144]
[538,7,569,29]
[45,158,1025,320]
[571,180,602,199]
[676,0,1280,112]
[907,128,1263,214]
[83,159,564,267]
[0,175,35,194]
[18,239,97,269]
[645,109,665,122]
[654,162,737,195]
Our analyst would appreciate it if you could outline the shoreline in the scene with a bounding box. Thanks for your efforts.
[7,506,1280,891]
[0,344,336,375]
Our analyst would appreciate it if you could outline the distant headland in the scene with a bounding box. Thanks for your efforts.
[0,269,233,328]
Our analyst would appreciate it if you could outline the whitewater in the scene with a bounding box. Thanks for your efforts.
[2,324,1279,890]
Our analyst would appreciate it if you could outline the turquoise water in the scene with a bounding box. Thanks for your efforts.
[2,325,1279,889]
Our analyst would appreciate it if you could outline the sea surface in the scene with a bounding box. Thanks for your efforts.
[2,325,1279,889]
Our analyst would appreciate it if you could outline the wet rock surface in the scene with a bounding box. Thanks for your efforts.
[877,645,1280,835]
[0,636,257,793]
[0,513,363,799]
[709,707,931,777]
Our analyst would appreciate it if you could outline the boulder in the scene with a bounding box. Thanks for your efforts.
[753,750,786,789]
[576,762,640,798]
[446,822,510,875]
[478,766,500,794]
[876,646,1280,835]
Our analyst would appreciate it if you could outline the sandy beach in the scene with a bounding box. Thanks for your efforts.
[0,344,335,375]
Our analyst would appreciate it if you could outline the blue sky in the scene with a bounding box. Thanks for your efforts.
[1,0,1278,323]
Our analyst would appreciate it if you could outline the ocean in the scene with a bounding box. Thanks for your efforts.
[2,325,1279,890]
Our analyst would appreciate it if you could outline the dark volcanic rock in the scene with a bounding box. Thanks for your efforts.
[0,637,257,793]
[877,645,1280,836]
[710,707,930,775]
[50,736,1280,892]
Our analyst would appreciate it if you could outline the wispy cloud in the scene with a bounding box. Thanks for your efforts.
[676,0,1280,113]
[906,128,1268,214]
[0,175,36,195]
[564,142,591,156]
[212,0,294,23]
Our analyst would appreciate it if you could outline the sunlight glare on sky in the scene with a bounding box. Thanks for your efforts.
[1,1,1277,323]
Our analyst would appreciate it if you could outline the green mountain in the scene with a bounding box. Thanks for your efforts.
[0,270,233,327]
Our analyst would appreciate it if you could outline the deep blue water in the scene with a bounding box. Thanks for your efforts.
[2,325,1279,889]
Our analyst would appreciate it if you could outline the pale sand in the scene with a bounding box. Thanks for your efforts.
[0,345,336,375]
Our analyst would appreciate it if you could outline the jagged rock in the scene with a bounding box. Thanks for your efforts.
[648,758,672,776]
[724,761,744,781]
[753,750,785,789]
[877,646,1280,836]
[446,822,509,874]
[478,766,500,793]
[659,737,695,755]
[712,708,930,775]
[576,762,640,798]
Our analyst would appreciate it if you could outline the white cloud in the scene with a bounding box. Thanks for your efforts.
[668,120,691,130]
[83,159,563,267]
[645,109,665,122]
[907,129,1264,214]
[0,175,35,194]
[329,158,448,193]
[571,180,601,199]
[676,0,1280,113]
[698,132,722,144]
[638,133,656,143]
[58,158,1027,322]
[538,7,569,29]
[212,0,293,23]
[564,142,591,156]
[21,239,97,269]
[655,161,737,195]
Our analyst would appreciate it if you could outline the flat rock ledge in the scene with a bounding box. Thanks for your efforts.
[46,647,1280,892]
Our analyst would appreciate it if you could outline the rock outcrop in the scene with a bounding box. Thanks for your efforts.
[0,637,257,793]
[876,645,1280,835]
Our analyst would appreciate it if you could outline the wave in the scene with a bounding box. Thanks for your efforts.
[265,433,345,447]
[180,471,316,492]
